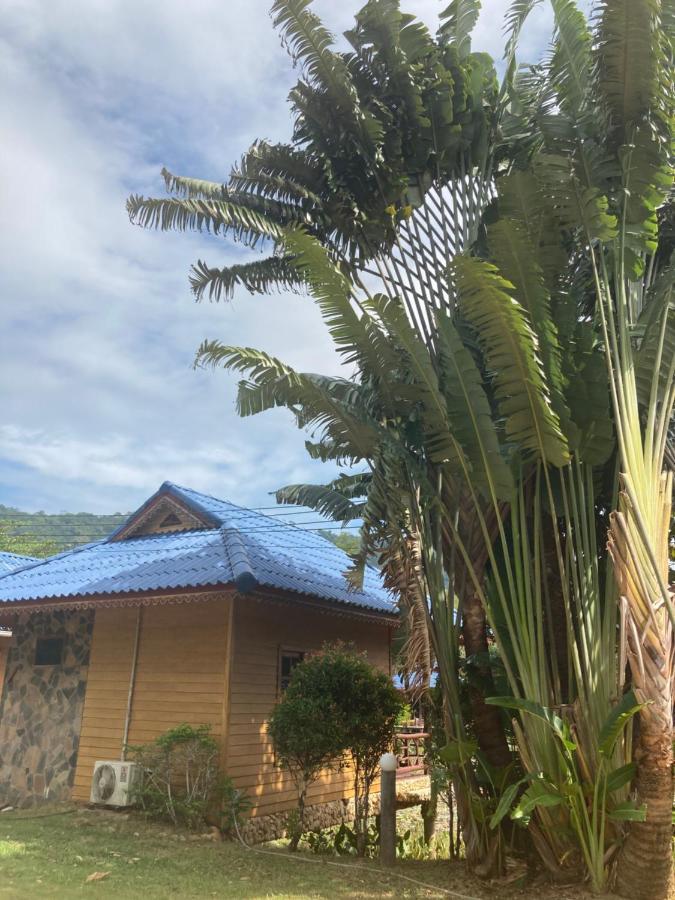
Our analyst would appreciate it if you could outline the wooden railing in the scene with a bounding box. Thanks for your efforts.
[394,726,429,778]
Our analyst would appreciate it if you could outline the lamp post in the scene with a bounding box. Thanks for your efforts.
[379,752,397,866]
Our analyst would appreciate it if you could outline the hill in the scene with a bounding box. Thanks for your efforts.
[0,504,127,558]
[0,506,359,560]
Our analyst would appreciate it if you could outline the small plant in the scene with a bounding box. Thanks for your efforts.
[128,723,224,828]
[219,778,251,838]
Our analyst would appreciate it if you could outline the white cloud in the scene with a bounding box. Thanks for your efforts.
[0,0,555,514]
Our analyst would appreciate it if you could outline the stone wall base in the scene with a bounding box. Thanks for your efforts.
[241,793,382,844]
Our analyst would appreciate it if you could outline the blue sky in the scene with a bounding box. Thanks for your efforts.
[0,0,555,515]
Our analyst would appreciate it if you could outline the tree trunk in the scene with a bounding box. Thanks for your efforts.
[422,786,438,844]
[289,784,306,851]
[462,589,512,769]
[615,712,674,899]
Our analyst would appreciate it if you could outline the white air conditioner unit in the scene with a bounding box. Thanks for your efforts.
[90,761,140,807]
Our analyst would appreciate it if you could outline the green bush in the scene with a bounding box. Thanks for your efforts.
[268,642,403,855]
[128,723,226,829]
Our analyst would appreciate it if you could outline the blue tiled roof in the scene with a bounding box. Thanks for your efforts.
[0,552,38,575]
[0,483,395,616]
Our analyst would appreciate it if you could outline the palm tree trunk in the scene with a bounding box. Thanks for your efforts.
[614,707,674,899]
[462,590,512,769]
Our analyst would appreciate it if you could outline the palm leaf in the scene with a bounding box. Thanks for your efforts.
[487,218,572,439]
[595,0,669,145]
[161,168,227,200]
[189,256,306,302]
[126,195,281,248]
[275,475,367,524]
[195,341,380,461]
[435,312,515,501]
[438,0,480,57]
[635,265,675,410]
[549,0,592,121]
[451,255,570,467]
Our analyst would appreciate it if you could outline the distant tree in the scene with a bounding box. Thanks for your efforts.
[0,522,59,559]
[318,529,361,556]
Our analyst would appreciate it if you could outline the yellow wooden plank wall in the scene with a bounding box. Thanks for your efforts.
[73,595,230,801]
[226,598,391,817]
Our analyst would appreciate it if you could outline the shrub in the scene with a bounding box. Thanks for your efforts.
[268,642,403,855]
[268,660,344,849]
[128,723,224,828]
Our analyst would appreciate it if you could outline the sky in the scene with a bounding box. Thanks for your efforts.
[0,0,555,516]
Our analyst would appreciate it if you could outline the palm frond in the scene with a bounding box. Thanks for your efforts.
[548,0,592,122]
[274,475,367,524]
[487,218,572,438]
[438,0,481,57]
[635,265,675,410]
[595,0,670,145]
[281,229,400,390]
[451,255,570,467]
[189,256,306,302]
[161,168,227,200]
[435,311,515,501]
[126,195,281,247]
[195,341,380,461]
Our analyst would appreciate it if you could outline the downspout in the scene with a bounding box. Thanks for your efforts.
[121,607,143,760]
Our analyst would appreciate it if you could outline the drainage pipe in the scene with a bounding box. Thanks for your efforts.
[121,607,143,760]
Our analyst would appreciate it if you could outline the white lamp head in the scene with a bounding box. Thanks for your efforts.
[380,752,398,772]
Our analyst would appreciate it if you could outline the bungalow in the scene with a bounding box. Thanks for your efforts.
[0,482,397,837]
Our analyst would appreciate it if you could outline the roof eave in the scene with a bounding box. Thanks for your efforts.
[0,582,399,626]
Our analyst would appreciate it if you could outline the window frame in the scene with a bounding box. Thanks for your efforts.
[34,636,65,667]
[277,647,305,694]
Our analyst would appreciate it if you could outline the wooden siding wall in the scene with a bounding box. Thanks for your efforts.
[73,596,231,801]
[226,597,391,817]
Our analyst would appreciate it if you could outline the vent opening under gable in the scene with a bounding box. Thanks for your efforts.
[113,495,215,540]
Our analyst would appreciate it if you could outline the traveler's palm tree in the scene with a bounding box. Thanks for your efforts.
[127,0,674,894]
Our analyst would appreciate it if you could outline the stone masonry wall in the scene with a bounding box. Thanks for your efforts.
[0,610,94,807]
[241,793,382,844]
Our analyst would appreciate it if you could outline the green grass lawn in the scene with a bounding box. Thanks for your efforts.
[0,806,595,899]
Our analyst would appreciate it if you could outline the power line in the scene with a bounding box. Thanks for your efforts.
[0,524,364,539]
[0,507,322,519]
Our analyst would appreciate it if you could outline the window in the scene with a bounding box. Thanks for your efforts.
[34,637,64,666]
[278,650,304,692]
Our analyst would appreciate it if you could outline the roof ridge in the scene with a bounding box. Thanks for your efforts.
[167,482,319,532]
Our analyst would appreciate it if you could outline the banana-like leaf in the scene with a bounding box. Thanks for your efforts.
[606,762,636,793]
[490,778,525,829]
[272,0,382,148]
[487,219,572,439]
[194,342,380,462]
[438,736,478,766]
[595,0,670,145]
[438,0,480,57]
[511,780,563,822]
[598,689,646,758]
[504,1,543,55]
[368,293,468,469]
[607,801,647,822]
[635,267,675,410]
[435,312,515,501]
[549,0,592,122]
[486,696,576,751]
[451,256,570,467]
